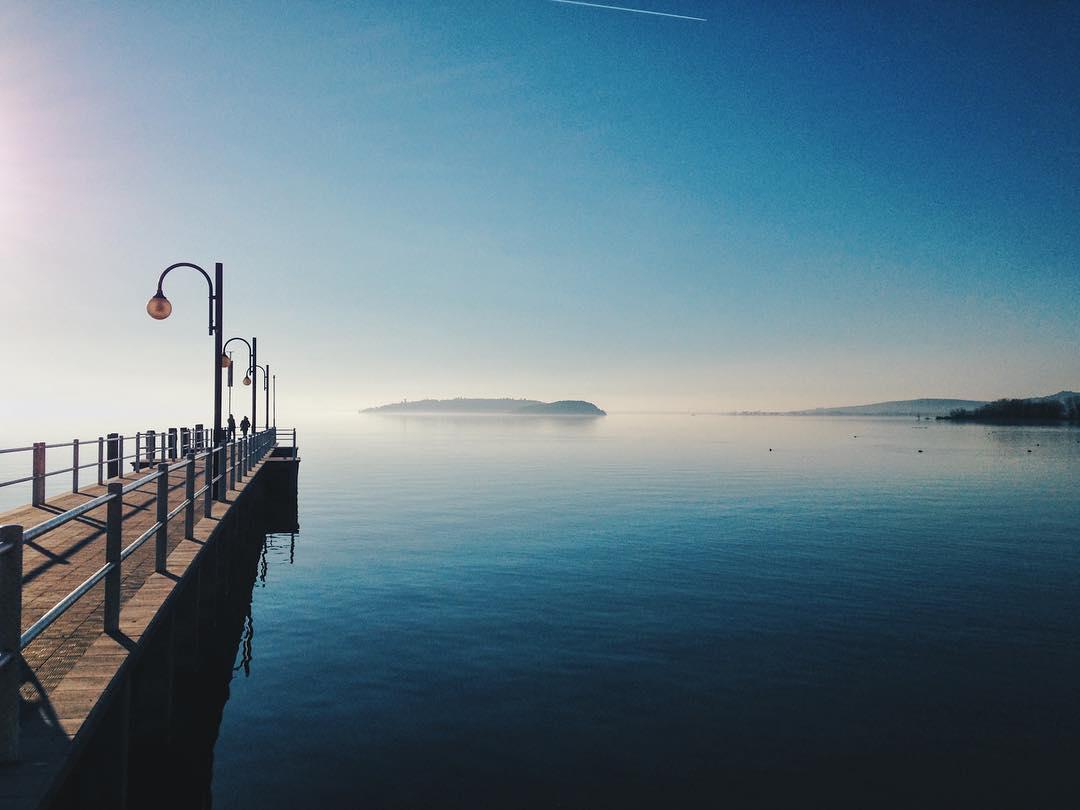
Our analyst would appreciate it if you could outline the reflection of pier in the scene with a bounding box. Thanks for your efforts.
[0,428,300,808]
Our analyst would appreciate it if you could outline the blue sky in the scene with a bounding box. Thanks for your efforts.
[2,1,1078,427]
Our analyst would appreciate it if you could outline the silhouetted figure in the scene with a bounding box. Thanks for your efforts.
[227,414,236,440]
[240,416,250,437]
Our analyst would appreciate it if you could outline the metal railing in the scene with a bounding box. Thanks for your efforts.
[0,426,291,760]
[0,425,216,507]
[275,427,298,454]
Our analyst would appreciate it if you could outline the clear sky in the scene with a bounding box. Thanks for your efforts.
[2,1,1078,432]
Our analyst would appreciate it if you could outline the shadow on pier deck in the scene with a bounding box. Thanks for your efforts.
[0,430,299,809]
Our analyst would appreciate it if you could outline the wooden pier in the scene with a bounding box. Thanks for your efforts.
[0,427,298,808]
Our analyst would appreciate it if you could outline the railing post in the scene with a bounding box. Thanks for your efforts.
[97,436,105,486]
[31,442,45,506]
[155,463,169,574]
[118,435,125,477]
[203,451,213,517]
[104,483,123,633]
[0,524,23,762]
[184,453,196,539]
[180,427,190,456]
[72,438,80,494]
[168,428,178,461]
[147,430,156,465]
[107,433,119,479]
[229,441,237,490]
[194,424,204,452]
[217,445,227,501]
[135,432,142,472]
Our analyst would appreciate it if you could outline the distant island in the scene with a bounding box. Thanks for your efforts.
[362,398,606,416]
[941,393,1080,424]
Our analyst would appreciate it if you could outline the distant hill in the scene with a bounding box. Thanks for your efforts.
[362,398,606,416]
[1024,390,1080,406]
[785,398,987,417]
[781,391,1080,418]
[941,391,1080,423]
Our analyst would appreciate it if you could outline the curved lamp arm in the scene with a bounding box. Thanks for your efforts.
[247,363,268,389]
[222,336,253,369]
[147,262,217,334]
[223,336,252,353]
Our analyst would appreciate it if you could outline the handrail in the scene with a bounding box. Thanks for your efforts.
[20,560,115,649]
[23,491,115,542]
[0,474,35,488]
[121,522,161,561]
[121,468,166,495]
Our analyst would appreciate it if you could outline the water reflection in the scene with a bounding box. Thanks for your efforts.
[233,612,254,678]
[370,413,604,437]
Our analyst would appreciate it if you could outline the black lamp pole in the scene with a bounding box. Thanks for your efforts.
[248,364,270,429]
[147,261,225,497]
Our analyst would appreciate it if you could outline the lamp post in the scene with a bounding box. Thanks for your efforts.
[247,364,270,430]
[223,336,257,434]
[146,261,225,498]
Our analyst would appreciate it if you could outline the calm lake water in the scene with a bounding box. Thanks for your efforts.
[209,414,1080,808]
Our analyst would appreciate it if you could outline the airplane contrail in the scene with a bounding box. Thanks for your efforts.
[550,0,707,22]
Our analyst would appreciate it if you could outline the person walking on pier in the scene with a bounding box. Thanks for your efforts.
[227,413,236,440]
[240,415,251,437]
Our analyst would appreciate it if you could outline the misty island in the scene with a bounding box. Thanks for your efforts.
[362,398,606,416]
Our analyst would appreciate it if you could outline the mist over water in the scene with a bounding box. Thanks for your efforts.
[209,414,1080,808]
